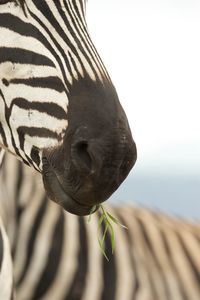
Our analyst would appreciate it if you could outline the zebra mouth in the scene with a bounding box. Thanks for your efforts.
[42,156,99,216]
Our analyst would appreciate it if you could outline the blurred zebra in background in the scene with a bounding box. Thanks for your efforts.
[1,153,200,300]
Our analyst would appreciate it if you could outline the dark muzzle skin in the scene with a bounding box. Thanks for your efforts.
[42,155,100,216]
[42,77,137,216]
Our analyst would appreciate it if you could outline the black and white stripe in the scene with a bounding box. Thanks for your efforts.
[1,153,200,300]
[0,2,137,298]
[0,0,110,169]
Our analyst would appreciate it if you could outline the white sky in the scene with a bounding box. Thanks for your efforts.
[87,0,200,176]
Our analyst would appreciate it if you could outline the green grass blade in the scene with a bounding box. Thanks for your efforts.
[98,214,106,229]
[87,205,97,223]
[107,222,116,254]
[87,204,128,260]
[98,237,109,261]
[98,222,109,261]
[106,212,128,229]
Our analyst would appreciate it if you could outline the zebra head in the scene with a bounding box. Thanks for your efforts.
[0,0,137,216]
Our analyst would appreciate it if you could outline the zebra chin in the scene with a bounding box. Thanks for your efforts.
[42,156,99,216]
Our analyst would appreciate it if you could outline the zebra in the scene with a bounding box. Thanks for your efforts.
[0,1,137,298]
[0,0,137,215]
[1,153,200,300]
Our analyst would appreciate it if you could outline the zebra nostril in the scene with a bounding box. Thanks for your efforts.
[74,141,92,172]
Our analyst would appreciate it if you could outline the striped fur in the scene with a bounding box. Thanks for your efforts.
[0,0,136,217]
[0,1,137,298]
[1,153,200,300]
[0,0,109,169]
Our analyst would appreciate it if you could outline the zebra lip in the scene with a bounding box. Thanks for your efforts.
[61,195,99,216]
[42,158,99,216]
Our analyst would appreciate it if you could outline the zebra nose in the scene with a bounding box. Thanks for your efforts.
[72,140,91,172]
[70,126,102,176]
[71,139,101,175]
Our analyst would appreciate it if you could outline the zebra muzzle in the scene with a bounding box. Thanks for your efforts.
[42,156,99,216]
